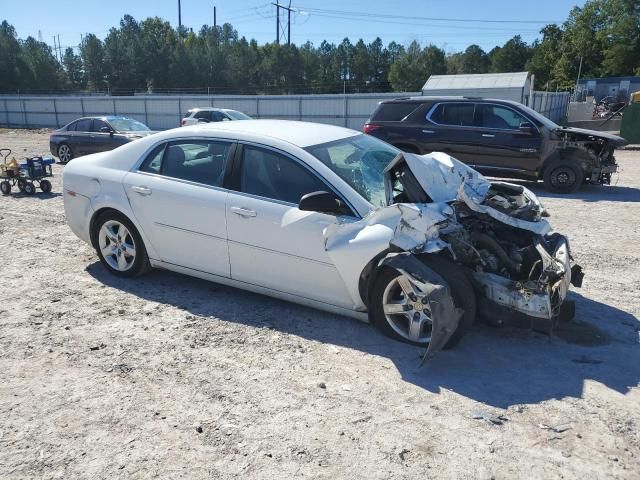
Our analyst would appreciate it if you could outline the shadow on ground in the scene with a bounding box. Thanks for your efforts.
[501,180,640,203]
[87,263,640,409]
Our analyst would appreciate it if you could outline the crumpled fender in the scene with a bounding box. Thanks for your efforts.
[379,252,463,361]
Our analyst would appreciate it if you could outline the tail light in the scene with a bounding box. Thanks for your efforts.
[181,119,186,126]
[363,123,381,134]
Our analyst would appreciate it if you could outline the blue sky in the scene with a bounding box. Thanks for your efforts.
[4,0,585,54]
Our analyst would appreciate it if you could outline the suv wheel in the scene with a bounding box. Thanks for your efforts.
[543,160,583,193]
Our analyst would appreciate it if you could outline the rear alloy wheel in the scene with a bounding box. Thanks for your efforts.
[57,144,73,163]
[543,161,584,194]
[94,211,150,277]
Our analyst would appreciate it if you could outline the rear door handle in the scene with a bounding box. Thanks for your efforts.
[482,133,495,138]
[230,206,257,218]
[422,129,435,134]
[131,185,152,196]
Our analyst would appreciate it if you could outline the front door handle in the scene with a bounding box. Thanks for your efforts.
[422,129,435,134]
[230,206,257,218]
[482,133,495,138]
[131,185,152,196]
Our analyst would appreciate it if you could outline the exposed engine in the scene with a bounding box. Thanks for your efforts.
[441,182,581,322]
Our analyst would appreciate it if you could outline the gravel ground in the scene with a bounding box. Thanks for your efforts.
[0,129,638,479]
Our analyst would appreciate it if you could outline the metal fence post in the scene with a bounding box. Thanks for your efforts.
[22,98,28,128]
[113,98,117,115]
[256,97,260,119]
[344,95,348,127]
[298,96,302,121]
[178,97,182,126]
[3,98,9,128]
[53,98,59,128]
[80,97,85,117]
[144,97,149,126]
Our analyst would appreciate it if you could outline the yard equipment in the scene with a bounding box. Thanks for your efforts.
[0,150,54,195]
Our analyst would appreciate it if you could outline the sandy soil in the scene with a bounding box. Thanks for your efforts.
[0,129,638,479]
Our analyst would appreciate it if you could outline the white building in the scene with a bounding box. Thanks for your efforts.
[422,72,533,105]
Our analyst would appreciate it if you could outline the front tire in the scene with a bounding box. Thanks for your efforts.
[543,160,583,193]
[57,143,73,164]
[369,256,476,349]
[94,211,150,277]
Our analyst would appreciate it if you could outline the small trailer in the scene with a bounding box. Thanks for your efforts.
[0,149,54,195]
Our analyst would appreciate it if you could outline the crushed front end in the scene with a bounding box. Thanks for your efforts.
[384,152,584,328]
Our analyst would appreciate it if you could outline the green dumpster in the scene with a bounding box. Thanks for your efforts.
[620,102,640,144]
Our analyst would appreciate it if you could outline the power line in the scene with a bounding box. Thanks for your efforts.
[295,6,561,24]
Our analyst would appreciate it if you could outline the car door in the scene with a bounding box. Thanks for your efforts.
[89,119,115,154]
[225,143,355,309]
[123,139,233,277]
[471,103,542,174]
[71,118,93,155]
[422,102,479,162]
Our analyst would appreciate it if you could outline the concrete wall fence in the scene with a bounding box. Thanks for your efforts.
[0,91,570,131]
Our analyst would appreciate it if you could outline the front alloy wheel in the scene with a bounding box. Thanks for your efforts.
[382,274,434,344]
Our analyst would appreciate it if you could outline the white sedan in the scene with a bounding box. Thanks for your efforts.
[63,120,582,358]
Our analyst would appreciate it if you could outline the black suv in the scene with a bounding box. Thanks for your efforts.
[364,96,627,193]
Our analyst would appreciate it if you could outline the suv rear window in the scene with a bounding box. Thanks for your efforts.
[372,102,419,121]
[429,103,475,126]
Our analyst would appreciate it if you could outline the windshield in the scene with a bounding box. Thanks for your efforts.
[225,110,252,120]
[518,104,559,130]
[305,134,400,208]
[109,118,150,132]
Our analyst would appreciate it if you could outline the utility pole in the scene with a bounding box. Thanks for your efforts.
[214,5,217,27]
[272,2,294,45]
[57,34,62,62]
[178,0,182,32]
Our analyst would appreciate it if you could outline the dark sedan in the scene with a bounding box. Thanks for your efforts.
[50,116,154,163]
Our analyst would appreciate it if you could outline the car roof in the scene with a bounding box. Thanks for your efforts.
[380,96,523,107]
[184,119,360,148]
[72,116,135,121]
[188,108,237,113]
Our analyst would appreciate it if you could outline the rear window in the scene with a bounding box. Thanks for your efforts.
[74,119,92,132]
[429,103,475,126]
[372,102,419,121]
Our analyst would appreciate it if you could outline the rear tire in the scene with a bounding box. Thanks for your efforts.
[0,181,11,195]
[23,182,36,195]
[543,160,583,193]
[369,256,476,349]
[94,211,151,278]
[57,143,73,164]
[40,179,52,193]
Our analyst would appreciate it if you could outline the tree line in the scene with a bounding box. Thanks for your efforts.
[0,0,638,95]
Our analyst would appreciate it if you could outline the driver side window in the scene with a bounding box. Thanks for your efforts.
[478,105,529,130]
[238,145,327,205]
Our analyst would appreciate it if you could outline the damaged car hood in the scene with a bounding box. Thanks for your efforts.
[554,127,628,147]
[383,152,551,236]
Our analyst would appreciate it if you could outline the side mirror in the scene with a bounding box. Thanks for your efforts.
[298,191,346,215]
[197,118,210,123]
[99,126,112,133]
[519,121,535,134]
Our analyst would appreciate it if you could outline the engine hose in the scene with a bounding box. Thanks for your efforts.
[469,232,521,275]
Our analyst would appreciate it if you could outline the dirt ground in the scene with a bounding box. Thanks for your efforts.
[0,129,638,480]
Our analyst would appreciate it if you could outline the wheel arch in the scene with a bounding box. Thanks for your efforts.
[540,148,594,178]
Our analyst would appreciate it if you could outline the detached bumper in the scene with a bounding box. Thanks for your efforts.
[472,235,581,323]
